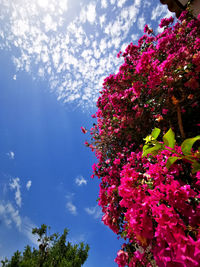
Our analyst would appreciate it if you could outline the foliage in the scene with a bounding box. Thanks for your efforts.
[143,128,200,173]
[85,9,200,267]
[1,224,89,267]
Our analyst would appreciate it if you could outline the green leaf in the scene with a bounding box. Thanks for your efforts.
[142,144,162,157]
[151,128,161,139]
[191,161,200,174]
[166,157,180,169]
[181,136,200,155]
[163,128,175,148]
[143,144,150,153]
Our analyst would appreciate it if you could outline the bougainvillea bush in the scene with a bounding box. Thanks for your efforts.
[85,10,200,266]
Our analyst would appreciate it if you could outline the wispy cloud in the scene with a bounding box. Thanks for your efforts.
[85,205,102,219]
[7,151,15,160]
[68,234,86,245]
[9,178,22,207]
[137,15,146,32]
[0,201,38,245]
[0,0,165,109]
[66,201,77,216]
[26,180,32,191]
[65,193,77,215]
[151,4,172,21]
[0,177,38,246]
[22,217,38,246]
[0,201,21,229]
[75,176,87,186]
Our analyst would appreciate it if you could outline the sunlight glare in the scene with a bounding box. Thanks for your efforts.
[37,0,49,8]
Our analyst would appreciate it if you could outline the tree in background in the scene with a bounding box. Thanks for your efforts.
[1,224,89,267]
[85,8,200,267]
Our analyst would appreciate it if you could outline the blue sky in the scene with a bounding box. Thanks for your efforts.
[0,0,173,266]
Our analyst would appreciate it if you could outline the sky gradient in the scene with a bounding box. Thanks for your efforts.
[0,0,173,266]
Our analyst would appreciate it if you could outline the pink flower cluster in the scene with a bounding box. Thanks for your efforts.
[87,11,200,266]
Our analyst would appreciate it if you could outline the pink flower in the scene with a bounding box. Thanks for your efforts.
[114,158,121,165]
[81,126,87,134]
[159,17,174,28]
[87,12,200,267]
[144,24,153,34]
[162,108,168,115]
[115,250,128,267]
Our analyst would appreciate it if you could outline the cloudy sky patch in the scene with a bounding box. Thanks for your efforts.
[9,178,22,208]
[75,176,87,186]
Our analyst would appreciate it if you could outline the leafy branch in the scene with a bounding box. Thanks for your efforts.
[143,128,200,173]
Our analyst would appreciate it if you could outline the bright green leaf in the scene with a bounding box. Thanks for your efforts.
[151,128,161,139]
[143,144,150,151]
[163,128,175,148]
[166,157,180,169]
[142,144,162,157]
[181,136,200,155]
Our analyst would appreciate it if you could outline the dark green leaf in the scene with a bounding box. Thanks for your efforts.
[191,161,200,174]
[166,157,180,169]
[163,128,175,148]
[181,136,200,155]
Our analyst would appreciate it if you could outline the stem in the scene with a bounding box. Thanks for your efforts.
[177,104,185,139]
[160,144,197,163]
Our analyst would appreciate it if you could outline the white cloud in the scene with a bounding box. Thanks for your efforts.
[85,205,102,219]
[7,151,15,159]
[43,14,57,32]
[117,0,127,8]
[121,42,129,52]
[7,203,21,228]
[37,0,48,8]
[26,180,32,191]
[0,202,21,229]
[137,15,146,32]
[0,0,148,109]
[58,0,68,12]
[0,175,38,247]
[66,201,77,215]
[99,14,106,28]
[9,178,22,207]
[86,3,96,24]
[65,193,77,215]
[0,201,38,246]
[99,38,107,53]
[131,33,139,41]
[80,3,96,25]
[151,4,169,20]
[101,0,108,9]
[75,176,87,186]
[105,20,122,37]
